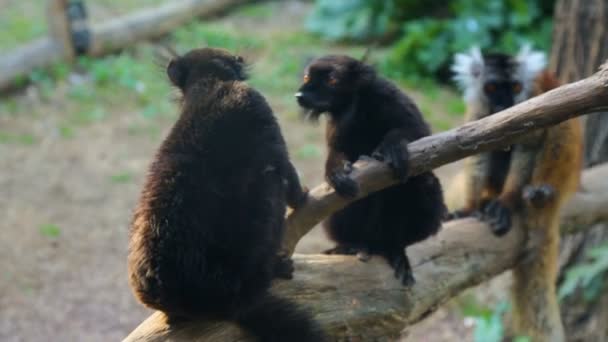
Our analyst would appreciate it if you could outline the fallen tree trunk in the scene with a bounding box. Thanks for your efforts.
[88,0,251,56]
[124,62,608,341]
[0,0,253,92]
[124,164,608,341]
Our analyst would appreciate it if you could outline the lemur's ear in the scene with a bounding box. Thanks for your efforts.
[451,46,485,100]
[167,58,186,89]
[515,44,547,82]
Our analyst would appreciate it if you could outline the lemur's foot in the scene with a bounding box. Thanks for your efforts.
[446,208,473,221]
[323,245,359,255]
[273,253,295,279]
[522,184,555,208]
[356,249,372,262]
[480,199,512,236]
[391,254,415,286]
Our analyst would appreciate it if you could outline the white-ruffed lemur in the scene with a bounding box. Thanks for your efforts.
[128,47,325,341]
[450,45,583,342]
[295,55,446,286]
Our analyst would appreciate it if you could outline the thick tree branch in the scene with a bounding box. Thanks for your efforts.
[283,60,608,254]
[124,164,608,341]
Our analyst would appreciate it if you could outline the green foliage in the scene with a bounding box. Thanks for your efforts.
[0,132,37,145]
[173,22,263,52]
[306,0,394,41]
[472,301,508,342]
[456,296,508,342]
[309,0,555,79]
[235,2,277,19]
[295,144,322,159]
[59,125,75,139]
[39,224,61,238]
[110,172,133,184]
[559,243,608,301]
[0,5,46,50]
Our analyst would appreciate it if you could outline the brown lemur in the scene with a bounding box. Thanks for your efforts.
[295,55,446,286]
[128,47,325,341]
[449,45,583,341]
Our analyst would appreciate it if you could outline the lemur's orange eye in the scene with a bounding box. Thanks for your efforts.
[484,83,496,94]
[303,74,310,84]
[328,76,338,86]
[512,82,522,94]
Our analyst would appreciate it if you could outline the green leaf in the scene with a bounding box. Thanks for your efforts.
[473,301,508,342]
[559,242,608,301]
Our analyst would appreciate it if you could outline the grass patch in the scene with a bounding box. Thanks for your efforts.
[0,132,37,145]
[173,22,263,53]
[234,2,277,19]
[39,224,61,238]
[295,144,322,159]
[59,125,75,139]
[110,172,133,184]
[0,4,46,50]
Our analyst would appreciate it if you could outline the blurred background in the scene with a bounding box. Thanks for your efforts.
[1,0,606,341]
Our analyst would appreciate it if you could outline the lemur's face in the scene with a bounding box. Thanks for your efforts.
[452,45,547,116]
[167,47,248,91]
[480,54,523,113]
[295,55,375,120]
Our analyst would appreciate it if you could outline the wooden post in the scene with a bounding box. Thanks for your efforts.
[46,0,75,61]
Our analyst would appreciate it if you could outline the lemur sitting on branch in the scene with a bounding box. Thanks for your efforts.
[295,54,446,286]
[449,45,583,342]
[128,47,325,342]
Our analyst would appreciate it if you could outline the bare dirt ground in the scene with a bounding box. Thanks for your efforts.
[0,1,495,341]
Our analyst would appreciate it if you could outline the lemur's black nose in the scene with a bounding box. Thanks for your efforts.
[295,92,312,108]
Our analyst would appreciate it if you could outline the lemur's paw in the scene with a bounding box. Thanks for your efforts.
[392,255,416,287]
[522,184,555,208]
[292,186,309,209]
[446,208,472,221]
[481,200,512,236]
[328,171,359,198]
[323,245,359,255]
[273,254,294,279]
[373,143,409,182]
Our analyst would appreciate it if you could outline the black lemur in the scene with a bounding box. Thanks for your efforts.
[128,47,325,341]
[295,55,446,285]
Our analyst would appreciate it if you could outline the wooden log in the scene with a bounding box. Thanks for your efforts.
[123,164,608,342]
[0,0,253,91]
[282,59,608,254]
[0,38,65,90]
[88,0,251,56]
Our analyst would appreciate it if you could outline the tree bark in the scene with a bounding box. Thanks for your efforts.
[551,1,608,340]
[124,164,608,342]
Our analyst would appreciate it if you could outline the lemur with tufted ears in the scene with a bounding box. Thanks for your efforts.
[128,47,325,342]
[450,45,583,342]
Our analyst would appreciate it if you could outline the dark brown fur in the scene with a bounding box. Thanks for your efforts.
[128,47,324,341]
[296,55,446,285]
